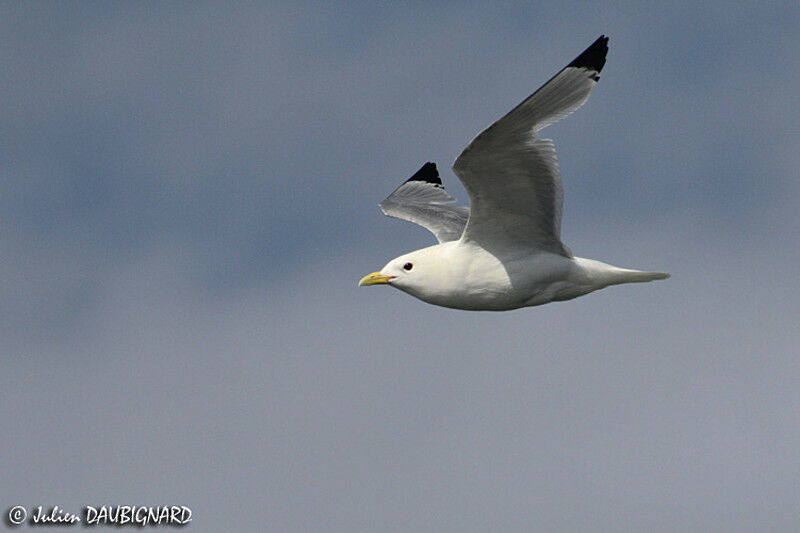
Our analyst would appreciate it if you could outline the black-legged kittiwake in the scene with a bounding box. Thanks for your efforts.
[359,36,669,310]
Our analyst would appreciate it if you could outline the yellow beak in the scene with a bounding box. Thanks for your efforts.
[358,272,395,287]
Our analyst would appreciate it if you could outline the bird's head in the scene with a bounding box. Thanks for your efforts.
[358,246,448,298]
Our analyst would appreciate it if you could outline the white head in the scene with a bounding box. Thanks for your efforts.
[358,245,452,302]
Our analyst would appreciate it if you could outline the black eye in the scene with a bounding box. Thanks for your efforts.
[403,262,413,271]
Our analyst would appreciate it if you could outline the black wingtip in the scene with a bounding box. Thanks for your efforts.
[567,35,609,80]
[406,162,442,186]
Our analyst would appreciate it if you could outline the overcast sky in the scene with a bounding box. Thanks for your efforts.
[2,2,799,531]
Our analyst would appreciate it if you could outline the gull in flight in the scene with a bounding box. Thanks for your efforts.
[359,36,669,310]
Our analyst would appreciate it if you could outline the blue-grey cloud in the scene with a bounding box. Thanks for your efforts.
[1,3,799,532]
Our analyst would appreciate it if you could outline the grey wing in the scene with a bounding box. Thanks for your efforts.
[379,162,469,244]
[452,35,609,256]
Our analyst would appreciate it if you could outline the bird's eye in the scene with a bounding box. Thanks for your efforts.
[403,262,413,271]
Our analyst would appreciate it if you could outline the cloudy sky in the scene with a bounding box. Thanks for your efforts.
[2,2,799,531]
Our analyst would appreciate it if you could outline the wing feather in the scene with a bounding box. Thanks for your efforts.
[379,162,469,243]
[452,35,609,255]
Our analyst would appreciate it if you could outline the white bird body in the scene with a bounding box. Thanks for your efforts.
[378,241,667,311]
[359,36,669,310]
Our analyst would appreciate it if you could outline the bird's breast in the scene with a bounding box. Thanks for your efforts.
[411,244,522,310]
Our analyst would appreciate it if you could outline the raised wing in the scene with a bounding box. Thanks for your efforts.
[452,35,609,256]
[379,162,469,243]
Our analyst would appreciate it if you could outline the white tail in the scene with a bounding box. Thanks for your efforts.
[614,269,670,284]
[574,257,670,288]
